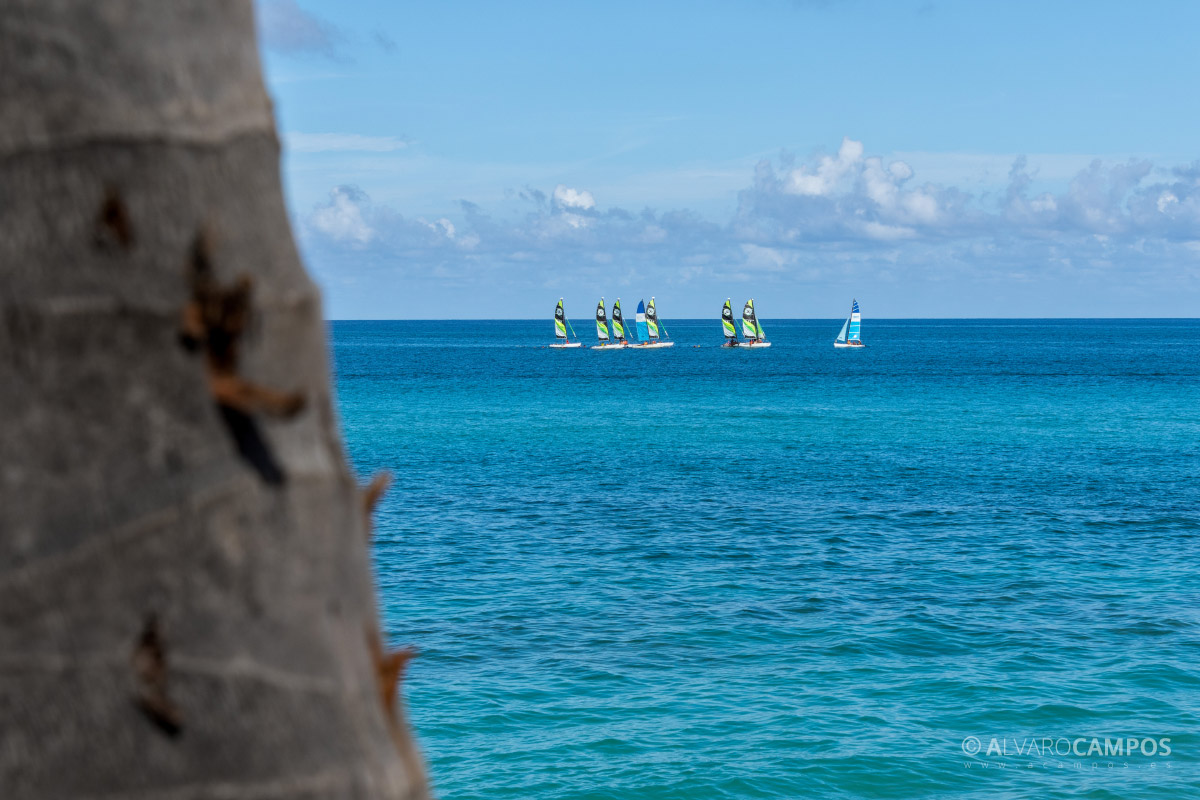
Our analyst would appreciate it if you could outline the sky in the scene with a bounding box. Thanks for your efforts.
[256,0,1200,319]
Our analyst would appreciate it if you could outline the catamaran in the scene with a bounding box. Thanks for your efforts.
[592,297,627,349]
[720,298,739,346]
[834,299,865,348]
[740,299,771,347]
[550,298,582,348]
[632,297,675,348]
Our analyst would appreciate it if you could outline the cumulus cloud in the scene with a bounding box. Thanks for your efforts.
[552,185,596,211]
[310,186,374,244]
[787,137,864,196]
[256,0,346,59]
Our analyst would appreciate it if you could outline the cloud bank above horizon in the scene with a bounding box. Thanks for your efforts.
[296,137,1200,318]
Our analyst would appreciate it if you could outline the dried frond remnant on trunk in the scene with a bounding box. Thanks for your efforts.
[179,228,306,485]
[0,2,429,798]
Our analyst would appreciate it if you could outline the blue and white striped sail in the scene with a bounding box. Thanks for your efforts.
[635,300,650,342]
[848,300,861,342]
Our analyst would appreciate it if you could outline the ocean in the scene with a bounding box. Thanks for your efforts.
[331,319,1200,799]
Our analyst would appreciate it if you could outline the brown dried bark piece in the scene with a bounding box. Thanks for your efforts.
[132,615,182,737]
[180,229,306,483]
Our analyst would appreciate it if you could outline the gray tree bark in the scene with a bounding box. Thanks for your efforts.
[0,2,429,797]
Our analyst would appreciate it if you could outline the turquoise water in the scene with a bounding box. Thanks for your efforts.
[332,319,1200,799]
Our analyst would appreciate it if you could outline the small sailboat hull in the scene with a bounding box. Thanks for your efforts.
[591,342,629,350]
[741,341,772,348]
[632,341,674,349]
[833,340,865,349]
[550,341,583,348]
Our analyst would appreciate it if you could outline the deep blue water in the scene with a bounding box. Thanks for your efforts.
[332,319,1200,799]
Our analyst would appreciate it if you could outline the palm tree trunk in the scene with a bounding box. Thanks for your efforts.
[0,2,429,797]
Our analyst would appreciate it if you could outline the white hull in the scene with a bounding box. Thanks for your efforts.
[740,341,771,348]
[631,341,674,348]
[833,341,865,348]
[549,341,582,348]
[591,342,628,350]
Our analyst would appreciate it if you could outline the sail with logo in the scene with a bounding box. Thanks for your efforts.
[611,299,628,343]
[593,297,626,349]
[834,299,865,348]
[720,298,739,347]
[633,296,674,348]
[550,298,582,348]
[740,299,771,348]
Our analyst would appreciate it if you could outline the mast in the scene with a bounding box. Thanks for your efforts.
[554,298,568,341]
[722,298,738,341]
[646,297,660,340]
[635,300,649,343]
[595,298,609,342]
[612,298,626,342]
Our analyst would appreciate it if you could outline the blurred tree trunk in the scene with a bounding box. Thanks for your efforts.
[0,2,429,797]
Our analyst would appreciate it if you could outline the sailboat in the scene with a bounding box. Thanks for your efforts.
[720,298,739,347]
[740,299,771,348]
[834,299,865,348]
[550,298,582,348]
[632,297,675,348]
[592,297,627,349]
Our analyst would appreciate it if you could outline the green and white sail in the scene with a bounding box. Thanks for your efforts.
[742,299,765,342]
[554,298,568,340]
[612,298,626,341]
[646,297,661,339]
[595,298,610,341]
[722,299,738,340]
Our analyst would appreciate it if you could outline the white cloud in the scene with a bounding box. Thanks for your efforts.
[787,137,863,196]
[889,160,914,181]
[863,157,899,207]
[310,186,374,244]
[552,185,596,210]
[901,191,939,224]
[285,133,408,153]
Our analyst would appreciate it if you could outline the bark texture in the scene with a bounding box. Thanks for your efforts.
[0,2,428,797]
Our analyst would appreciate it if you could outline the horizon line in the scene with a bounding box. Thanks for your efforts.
[325,316,1200,322]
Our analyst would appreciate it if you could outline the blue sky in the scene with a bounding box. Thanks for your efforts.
[257,0,1200,318]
